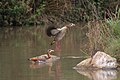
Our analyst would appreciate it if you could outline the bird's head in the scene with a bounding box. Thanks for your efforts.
[66,23,75,28]
[47,49,54,54]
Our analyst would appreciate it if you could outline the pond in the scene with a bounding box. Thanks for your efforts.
[0,26,120,80]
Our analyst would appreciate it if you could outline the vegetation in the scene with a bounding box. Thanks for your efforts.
[86,7,120,59]
[105,8,120,58]
[0,0,45,26]
[0,0,120,27]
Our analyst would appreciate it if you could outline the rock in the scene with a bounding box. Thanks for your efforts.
[75,58,93,68]
[91,51,117,68]
[75,51,118,69]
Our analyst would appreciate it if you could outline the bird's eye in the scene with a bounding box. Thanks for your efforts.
[71,23,75,26]
[48,49,51,52]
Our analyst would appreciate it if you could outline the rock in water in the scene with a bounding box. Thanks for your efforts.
[75,51,117,69]
[91,51,117,68]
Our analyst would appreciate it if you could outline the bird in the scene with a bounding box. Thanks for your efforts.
[46,23,75,45]
[28,49,55,63]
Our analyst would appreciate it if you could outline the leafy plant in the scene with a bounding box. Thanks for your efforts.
[0,0,45,26]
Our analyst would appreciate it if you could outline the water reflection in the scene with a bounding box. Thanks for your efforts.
[75,69,117,80]
[29,59,61,80]
[29,62,53,69]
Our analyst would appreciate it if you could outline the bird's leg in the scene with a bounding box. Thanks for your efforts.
[50,40,55,45]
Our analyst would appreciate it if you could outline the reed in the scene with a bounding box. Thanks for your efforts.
[104,7,120,57]
[86,20,109,56]
[86,8,120,58]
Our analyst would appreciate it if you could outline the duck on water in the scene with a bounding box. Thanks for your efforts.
[28,49,60,63]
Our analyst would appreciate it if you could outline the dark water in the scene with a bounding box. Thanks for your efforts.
[0,27,120,80]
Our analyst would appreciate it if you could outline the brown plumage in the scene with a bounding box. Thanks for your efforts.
[28,49,54,62]
[46,23,75,45]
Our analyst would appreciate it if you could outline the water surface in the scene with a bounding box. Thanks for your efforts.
[0,27,120,80]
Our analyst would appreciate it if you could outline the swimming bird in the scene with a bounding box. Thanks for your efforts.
[28,49,55,63]
[46,23,75,45]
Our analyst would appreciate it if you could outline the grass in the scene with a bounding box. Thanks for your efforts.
[86,17,120,58]
[104,38,120,57]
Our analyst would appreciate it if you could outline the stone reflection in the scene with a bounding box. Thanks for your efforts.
[75,69,117,80]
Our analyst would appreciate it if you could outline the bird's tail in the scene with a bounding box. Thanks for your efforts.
[28,57,38,61]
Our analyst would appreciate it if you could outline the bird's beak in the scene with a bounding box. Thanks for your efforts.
[50,50,54,53]
[48,49,55,53]
[71,23,75,27]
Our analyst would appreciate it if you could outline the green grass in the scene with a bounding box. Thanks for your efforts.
[105,38,120,57]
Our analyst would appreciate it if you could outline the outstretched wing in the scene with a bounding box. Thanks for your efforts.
[46,27,60,37]
[51,29,60,36]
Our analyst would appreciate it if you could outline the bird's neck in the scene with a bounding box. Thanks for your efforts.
[60,26,67,30]
[46,53,51,59]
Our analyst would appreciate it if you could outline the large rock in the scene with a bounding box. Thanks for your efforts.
[75,51,118,69]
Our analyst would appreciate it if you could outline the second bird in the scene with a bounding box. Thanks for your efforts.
[46,23,75,45]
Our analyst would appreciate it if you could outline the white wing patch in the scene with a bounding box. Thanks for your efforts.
[51,29,60,35]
